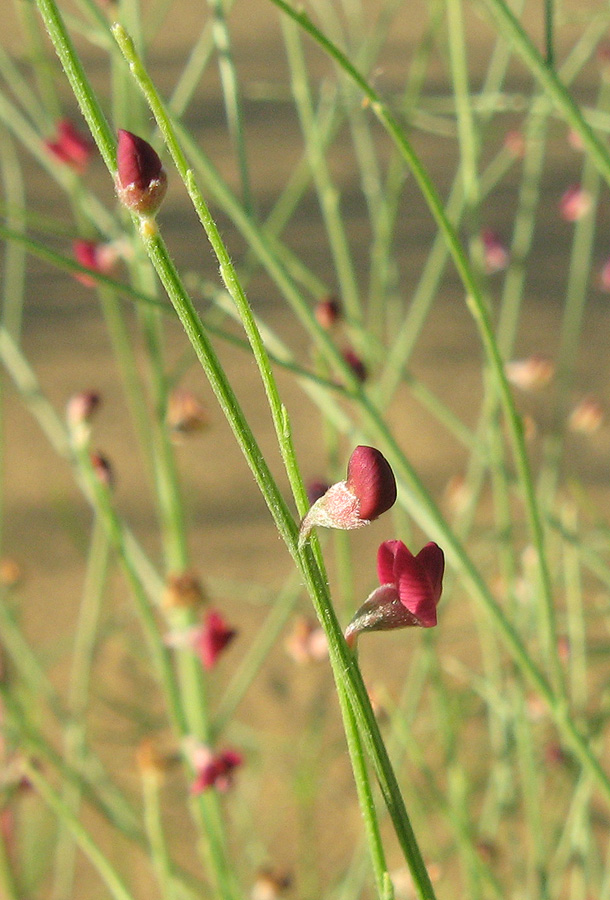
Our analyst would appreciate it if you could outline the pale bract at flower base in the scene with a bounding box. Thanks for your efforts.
[345,540,445,647]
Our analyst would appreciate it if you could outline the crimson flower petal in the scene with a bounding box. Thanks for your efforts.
[416,542,445,605]
[394,543,438,627]
[376,539,404,586]
[346,446,397,521]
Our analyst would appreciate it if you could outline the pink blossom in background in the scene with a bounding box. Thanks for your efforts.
[73,239,119,286]
[45,119,93,173]
[480,228,509,274]
[559,185,592,222]
[188,743,243,794]
[567,128,585,152]
[503,129,526,159]
[194,610,237,670]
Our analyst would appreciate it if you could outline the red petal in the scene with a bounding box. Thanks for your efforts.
[394,544,437,627]
[416,542,445,604]
[377,539,404,586]
[346,446,397,521]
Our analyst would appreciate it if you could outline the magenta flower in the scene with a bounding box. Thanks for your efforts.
[345,540,444,647]
[115,129,167,216]
[194,610,237,670]
[190,746,243,794]
[73,239,119,286]
[298,446,397,548]
[45,119,93,173]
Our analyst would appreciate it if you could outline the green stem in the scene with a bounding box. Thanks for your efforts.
[206,0,253,213]
[142,772,177,900]
[24,762,137,900]
[53,513,109,900]
[338,681,391,899]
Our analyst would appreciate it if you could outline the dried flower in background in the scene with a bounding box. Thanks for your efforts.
[251,869,292,900]
[391,862,441,899]
[568,396,604,434]
[505,354,554,391]
[599,257,610,292]
[567,128,585,152]
[284,616,328,664]
[0,558,23,588]
[167,389,209,437]
[314,295,341,329]
[443,473,472,516]
[66,390,101,448]
[162,571,206,610]
[135,739,177,781]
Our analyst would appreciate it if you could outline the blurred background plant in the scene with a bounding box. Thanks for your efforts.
[2,0,610,898]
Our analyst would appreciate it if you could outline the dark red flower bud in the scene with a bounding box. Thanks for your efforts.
[346,445,397,521]
[298,446,396,547]
[343,348,367,382]
[115,129,167,216]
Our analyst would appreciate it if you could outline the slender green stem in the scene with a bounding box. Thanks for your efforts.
[104,34,438,893]
[338,681,391,900]
[281,16,362,326]
[206,0,253,213]
[0,127,26,339]
[142,772,178,900]
[53,513,109,900]
[24,762,137,900]
[544,0,555,68]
